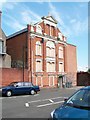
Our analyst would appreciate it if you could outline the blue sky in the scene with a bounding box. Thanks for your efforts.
[0,1,88,71]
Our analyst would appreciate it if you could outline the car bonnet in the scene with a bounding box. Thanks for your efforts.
[54,105,90,118]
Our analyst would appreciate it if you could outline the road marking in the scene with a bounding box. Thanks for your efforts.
[34,94,39,96]
[27,96,66,104]
[37,101,64,108]
[49,99,54,103]
[21,95,30,97]
[25,103,29,107]
[25,96,66,108]
[8,96,17,99]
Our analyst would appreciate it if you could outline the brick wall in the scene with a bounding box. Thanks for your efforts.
[65,44,77,86]
[7,32,27,65]
[77,72,90,86]
[0,68,28,87]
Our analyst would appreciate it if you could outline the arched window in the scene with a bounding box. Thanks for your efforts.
[36,41,42,56]
[46,41,55,57]
[59,46,63,58]
[36,25,42,34]
[58,33,63,40]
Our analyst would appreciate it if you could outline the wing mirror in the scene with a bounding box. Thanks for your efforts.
[64,98,68,102]
[15,85,18,87]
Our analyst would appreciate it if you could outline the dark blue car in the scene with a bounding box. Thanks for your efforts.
[1,82,40,97]
[51,86,90,119]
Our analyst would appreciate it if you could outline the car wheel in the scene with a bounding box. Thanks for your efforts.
[30,89,35,95]
[6,90,12,97]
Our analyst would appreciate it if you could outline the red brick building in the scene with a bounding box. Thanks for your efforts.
[6,15,77,88]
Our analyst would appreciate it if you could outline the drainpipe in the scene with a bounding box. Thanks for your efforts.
[0,11,2,29]
[27,24,31,82]
[22,46,24,82]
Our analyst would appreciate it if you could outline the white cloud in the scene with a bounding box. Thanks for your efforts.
[20,5,41,24]
[48,2,64,26]
[3,3,41,32]
[4,14,25,31]
[3,2,17,10]
[0,0,7,9]
[78,66,88,72]
[21,11,32,24]
[71,18,88,36]
[48,2,88,39]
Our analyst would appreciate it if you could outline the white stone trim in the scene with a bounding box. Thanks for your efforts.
[49,76,54,87]
[36,59,42,62]
[41,77,43,87]
[53,76,54,86]
[46,57,55,62]
[30,33,67,46]
[44,19,57,27]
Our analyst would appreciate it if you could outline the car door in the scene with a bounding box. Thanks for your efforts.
[13,82,25,95]
[23,82,32,93]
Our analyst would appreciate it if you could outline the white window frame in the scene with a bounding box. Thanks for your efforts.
[36,25,42,34]
[46,61,55,72]
[59,46,63,58]
[36,59,42,72]
[46,41,55,58]
[58,33,63,40]
[59,62,64,72]
[36,41,42,56]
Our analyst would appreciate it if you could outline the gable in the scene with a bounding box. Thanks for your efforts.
[46,16,57,23]
[42,16,57,24]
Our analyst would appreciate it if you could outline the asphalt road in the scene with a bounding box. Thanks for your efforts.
[1,87,83,119]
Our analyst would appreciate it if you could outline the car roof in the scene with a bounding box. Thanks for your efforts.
[80,86,90,90]
[16,82,32,83]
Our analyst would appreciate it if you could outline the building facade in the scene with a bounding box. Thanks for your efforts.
[7,15,77,88]
[0,11,11,68]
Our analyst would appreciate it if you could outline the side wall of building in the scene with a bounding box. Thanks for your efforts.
[6,32,27,67]
[65,44,77,86]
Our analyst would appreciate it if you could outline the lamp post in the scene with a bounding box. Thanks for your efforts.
[22,45,28,82]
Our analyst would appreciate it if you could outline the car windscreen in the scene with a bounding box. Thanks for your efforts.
[66,89,90,110]
[9,82,18,86]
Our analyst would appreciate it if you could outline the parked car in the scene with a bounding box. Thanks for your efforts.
[51,86,90,119]
[1,82,40,97]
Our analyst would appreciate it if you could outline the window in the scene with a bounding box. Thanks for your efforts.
[46,24,50,35]
[46,41,55,57]
[46,62,55,72]
[36,59,42,72]
[16,82,24,87]
[59,46,63,58]
[0,40,3,54]
[36,41,42,56]
[59,62,64,72]
[58,33,63,40]
[51,26,55,36]
[36,25,42,34]
[24,82,33,87]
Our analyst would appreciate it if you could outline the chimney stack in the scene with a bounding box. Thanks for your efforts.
[0,11,2,28]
